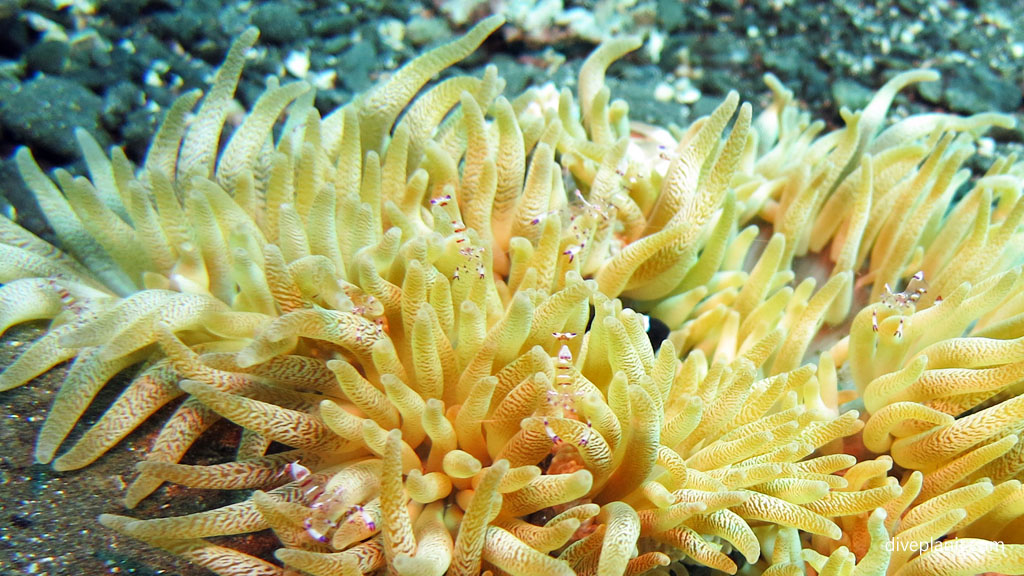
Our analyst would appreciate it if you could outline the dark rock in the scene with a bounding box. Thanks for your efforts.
[100,0,179,25]
[10,513,32,528]
[251,2,307,45]
[698,33,750,68]
[25,39,68,75]
[0,12,32,58]
[313,88,350,112]
[943,65,1022,114]
[0,0,26,20]
[338,41,377,93]
[130,34,208,91]
[0,155,49,241]
[896,0,927,10]
[0,75,105,159]
[710,0,742,11]
[99,0,143,25]
[120,105,161,162]
[610,71,691,126]
[151,5,209,48]
[311,12,358,37]
[319,35,352,56]
[646,316,670,352]
[916,75,944,106]
[657,0,687,32]
[692,94,726,119]
[406,16,451,48]
[832,78,873,112]
[702,69,745,97]
[101,81,144,133]
[487,54,536,101]
[0,76,15,100]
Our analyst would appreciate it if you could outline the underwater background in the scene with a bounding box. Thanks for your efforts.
[0,0,1023,574]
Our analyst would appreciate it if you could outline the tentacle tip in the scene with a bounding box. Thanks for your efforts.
[98,513,134,531]
[51,454,84,472]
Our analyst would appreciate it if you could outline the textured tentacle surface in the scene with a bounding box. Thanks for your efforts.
[3,14,1024,576]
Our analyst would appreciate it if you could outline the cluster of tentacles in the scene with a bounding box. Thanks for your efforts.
[3,14,1024,576]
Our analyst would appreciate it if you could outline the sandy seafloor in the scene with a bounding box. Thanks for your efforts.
[1,0,1023,574]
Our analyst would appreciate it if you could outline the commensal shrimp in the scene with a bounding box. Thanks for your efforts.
[541,334,594,450]
[527,187,618,267]
[528,336,601,539]
[872,271,930,338]
[276,461,377,545]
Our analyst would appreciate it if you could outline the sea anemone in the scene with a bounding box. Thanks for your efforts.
[3,14,1024,576]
